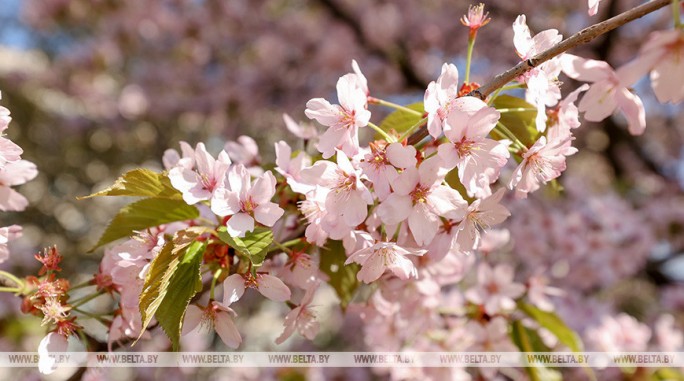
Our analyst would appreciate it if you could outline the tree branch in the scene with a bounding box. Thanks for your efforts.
[408,0,677,145]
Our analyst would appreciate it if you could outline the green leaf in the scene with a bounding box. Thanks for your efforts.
[138,239,175,338]
[519,302,597,381]
[80,168,182,200]
[652,368,684,381]
[138,237,205,350]
[510,320,561,381]
[155,240,205,350]
[378,102,425,136]
[90,198,199,251]
[510,320,552,352]
[319,240,360,310]
[518,302,583,353]
[491,95,539,146]
[216,226,273,266]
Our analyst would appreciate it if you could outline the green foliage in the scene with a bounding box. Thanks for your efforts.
[652,368,684,381]
[378,102,425,136]
[510,320,561,381]
[138,237,206,351]
[80,168,182,200]
[90,198,199,251]
[216,226,273,266]
[492,95,539,146]
[319,240,360,310]
[518,302,596,381]
[518,302,583,352]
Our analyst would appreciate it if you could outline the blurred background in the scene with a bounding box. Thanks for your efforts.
[0,0,683,379]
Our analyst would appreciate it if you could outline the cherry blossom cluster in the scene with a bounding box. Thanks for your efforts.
[0,92,37,264]
[2,2,684,379]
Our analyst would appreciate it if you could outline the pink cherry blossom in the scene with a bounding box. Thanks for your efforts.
[654,314,683,352]
[278,251,321,290]
[182,301,242,349]
[283,113,317,140]
[109,306,149,349]
[454,188,510,255]
[508,134,576,198]
[424,64,487,138]
[513,15,563,132]
[225,135,263,176]
[0,224,21,263]
[0,159,38,212]
[376,156,467,245]
[360,141,416,201]
[586,313,651,352]
[437,104,510,198]
[351,59,369,97]
[162,141,194,170]
[223,272,291,304]
[464,317,518,352]
[168,142,231,205]
[298,187,335,245]
[275,281,320,344]
[0,96,22,168]
[305,74,371,159]
[465,263,525,315]
[345,240,426,283]
[299,150,373,228]
[513,15,562,62]
[460,3,491,31]
[588,0,602,16]
[211,165,284,237]
[560,54,646,135]
[526,272,564,312]
[38,332,69,375]
[626,29,684,103]
[274,140,314,194]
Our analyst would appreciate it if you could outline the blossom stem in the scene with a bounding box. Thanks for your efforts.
[369,97,423,116]
[70,291,104,308]
[210,268,223,301]
[495,122,527,151]
[73,307,109,323]
[674,0,683,28]
[70,280,94,291]
[272,240,293,254]
[391,222,403,242]
[398,117,428,142]
[367,122,396,143]
[0,286,20,293]
[464,31,477,83]
[0,270,23,289]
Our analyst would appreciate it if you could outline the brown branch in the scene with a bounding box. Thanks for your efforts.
[408,0,677,145]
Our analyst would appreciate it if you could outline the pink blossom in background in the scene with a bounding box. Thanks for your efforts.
[465,263,526,315]
[560,54,646,135]
[275,281,320,344]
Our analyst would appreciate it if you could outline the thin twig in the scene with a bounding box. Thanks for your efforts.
[408,0,677,145]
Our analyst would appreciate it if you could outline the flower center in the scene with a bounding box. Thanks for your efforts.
[410,185,431,204]
[454,137,477,158]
